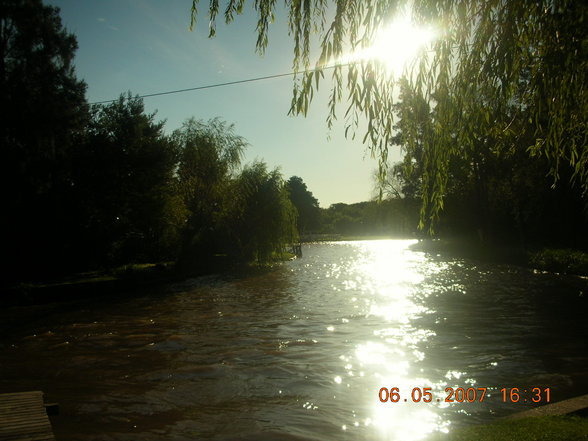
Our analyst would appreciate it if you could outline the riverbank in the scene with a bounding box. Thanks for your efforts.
[433,415,588,441]
[304,234,588,277]
[0,253,295,307]
[409,238,588,277]
[301,233,418,243]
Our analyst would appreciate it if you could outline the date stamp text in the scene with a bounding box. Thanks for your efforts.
[378,387,551,403]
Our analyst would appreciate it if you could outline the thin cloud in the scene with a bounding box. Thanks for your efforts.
[97,17,105,22]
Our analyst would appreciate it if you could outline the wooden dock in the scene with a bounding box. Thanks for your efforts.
[0,391,56,441]
[505,393,588,420]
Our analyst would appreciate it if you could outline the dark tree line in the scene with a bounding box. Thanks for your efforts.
[1,0,88,280]
[285,176,320,234]
[1,0,300,283]
[387,78,588,249]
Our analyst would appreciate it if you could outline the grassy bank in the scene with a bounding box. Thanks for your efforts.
[1,262,177,307]
[409,238,588,277]
[0,253,295,307]
[528,248,588,276]
[431,415,588,441]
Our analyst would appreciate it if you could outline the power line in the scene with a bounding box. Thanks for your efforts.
[88,41,472,105]
[89,63,350,105]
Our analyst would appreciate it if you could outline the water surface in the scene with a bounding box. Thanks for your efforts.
[1,240,587,440]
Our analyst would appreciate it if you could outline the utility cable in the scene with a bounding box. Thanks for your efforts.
[89,63,352,105]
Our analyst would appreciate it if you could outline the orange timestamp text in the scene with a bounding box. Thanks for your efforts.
[378,387,552,404]
[378,387,488,403]
[500,387,551,403]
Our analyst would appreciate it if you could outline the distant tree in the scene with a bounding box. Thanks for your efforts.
[376,162,421,201]
[286,176,320,234]
[228,161,298,262]
[73,94,178,266]
[320,201,418,237]
[173,117,246,265]
[1,0,88,279]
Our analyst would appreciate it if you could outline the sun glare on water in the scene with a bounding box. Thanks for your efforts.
[345,9,436,76]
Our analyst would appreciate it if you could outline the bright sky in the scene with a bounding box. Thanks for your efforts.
[47,0,403,208]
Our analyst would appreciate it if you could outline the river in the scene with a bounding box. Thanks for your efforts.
[1,240,587,440]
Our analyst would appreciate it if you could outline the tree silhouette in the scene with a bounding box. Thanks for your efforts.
[1,0,87,280]
[286,176,320,234]
[73,93,178,266]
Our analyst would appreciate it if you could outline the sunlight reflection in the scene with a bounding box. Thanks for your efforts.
[371,374,445,441]
[343,240,448,440]
[368,301,428,323]
[372,402,443,441]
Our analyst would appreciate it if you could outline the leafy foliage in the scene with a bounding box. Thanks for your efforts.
[173,117,246,264]
[388,64,588,246]
[73,94,179,266]
[228,162,298,262]
[529,249,588,275]
[191,0,588,231]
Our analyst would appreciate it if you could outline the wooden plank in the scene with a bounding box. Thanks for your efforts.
[0,400,44,409]
[506,394,588,420]
[0,394,41,400]
[0,400,43,409]
[0,414,49,425]
[0,391,55,441]
[0,392,43,403]
[0,391,43,399]
[1,435,55,441]
[0,404,45,412]
[0,423,53,439]
[0,419,52,430]
[0,411,48,421]
[1,418,50,429]
[0,408,47,417]
[0,405,46,413]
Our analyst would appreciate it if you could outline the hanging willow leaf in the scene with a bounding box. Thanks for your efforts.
[191,0,588,231]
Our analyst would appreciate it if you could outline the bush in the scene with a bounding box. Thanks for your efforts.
[529,249,588,275]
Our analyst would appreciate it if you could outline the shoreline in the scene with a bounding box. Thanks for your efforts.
[4,237,588,307]
[0,257,285,308]
[409,237,588,278]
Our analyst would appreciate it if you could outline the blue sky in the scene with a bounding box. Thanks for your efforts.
[47,0,403,207]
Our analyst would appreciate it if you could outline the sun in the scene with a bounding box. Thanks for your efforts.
[345,9,436,76]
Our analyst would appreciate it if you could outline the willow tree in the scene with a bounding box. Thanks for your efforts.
[228,161,298,262]
[173,117,247,264]
[191,0,587,231]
